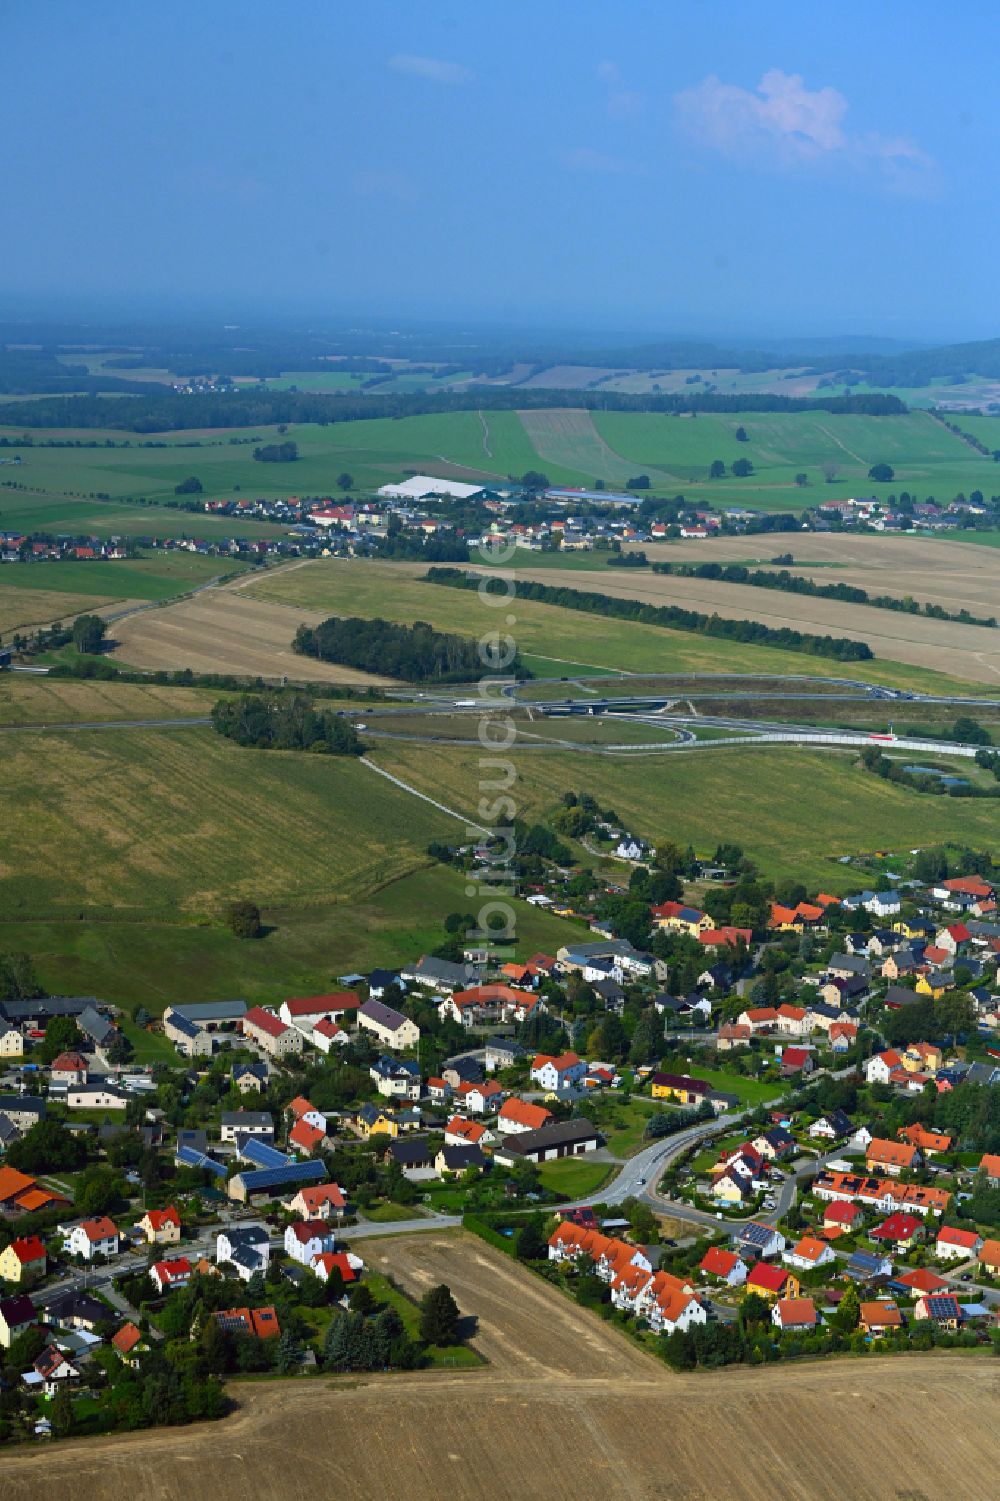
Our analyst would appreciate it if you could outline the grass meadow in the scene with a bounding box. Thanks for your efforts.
[365,738,1000,890]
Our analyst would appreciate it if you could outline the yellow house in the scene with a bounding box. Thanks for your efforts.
[902,1042,942,1075]
[0,1235,46,1284]
[0,1026,23,1058]
[651,903,712,938]
[137,1207,181,1245]
[354,1106,398,1139]
[915,974,947,1000]
[651,1072,712,1107]
[893,919,930,940]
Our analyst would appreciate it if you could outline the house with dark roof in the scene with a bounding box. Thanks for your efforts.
[358,999,420,1051]
[491,1118,601,1166]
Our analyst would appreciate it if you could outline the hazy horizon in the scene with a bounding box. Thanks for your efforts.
[4,1,999,342]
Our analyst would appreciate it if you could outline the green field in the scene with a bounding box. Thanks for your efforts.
[0,676,217,725]
[1,406,993,536]
[366,739,1000,889]
[242,557,992,696]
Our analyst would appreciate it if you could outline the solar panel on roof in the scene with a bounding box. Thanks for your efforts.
[233,1161,326,1191]
[176,1145,228,1178]
[238,1137,289,1169]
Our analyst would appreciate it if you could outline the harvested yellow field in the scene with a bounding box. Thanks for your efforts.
[643,531,1000,621]
[1,1235,996,1501]
[113,582,391,685]
[502,561,1000,685]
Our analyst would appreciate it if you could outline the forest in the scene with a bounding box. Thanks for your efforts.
[293,616,528,681]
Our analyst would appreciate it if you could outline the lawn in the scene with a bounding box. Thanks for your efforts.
[361,1201,427,1223]
[536,1156,614,1197]
[670,1065,785,1106]
[6,865,583,1015]
[241,557,988,695]
[365,738,1000,890]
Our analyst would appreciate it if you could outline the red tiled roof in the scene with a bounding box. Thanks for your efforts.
[498,1098,551,1130]
[244,1006,288,1038]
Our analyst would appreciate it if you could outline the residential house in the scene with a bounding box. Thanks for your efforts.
[650,1072,713,1106]
[0,1235,46,1284]
[746,1262,797,1301]
[0,1293,35,1346]
[370,1056,421,1101]
[822,1200,862,1235]
[864,1050,904,1085]
[783,1236,836,1272]
[284,1220,336,1266]
[214,1306,281,1340]
[870,1212,924,1251]
[242,1007,304,1058]
[310,1251,362,1284]
[808,1109,853,1142]
[435,1144,487,1175]
[772,1298,817,1332]
[64,1216,119,1261]
[286,1183,346,1220]
[735,1222,786,1261]
[138,1206,181,1245]
[779,1047,814,1078]
[311,1017,349,1053]
[699,1247,748,1286]
[530,1052,587,1091]
[216,1226,270,1281]
[844,1250,894,1283]
[357,999,420,1051]
[444,1116,492,1148]
[149,1256,192,1294]
[352,1104,399,1140]
[717,1022,752,1051]
[651,901,712,937]
[899,1123,952,1158]
[49,1050,88,1086]
[279,993,360,1030]
[288,1118,330,1156]
[936,1226,983,1261]
[30,1346,80,1397]
[866,1139,919,1177]
[979,1153,1000,1186]
[860,1300,903,1336]
[752,1127,795,1162]
[913,1293,962,1328]
[455,1080,503,1115]
[232,1062,268,1094]
[496,1098,552,1135]
[112,1322,147,1366]
[221,1110,274,1144]
[978,1238,1000,1277]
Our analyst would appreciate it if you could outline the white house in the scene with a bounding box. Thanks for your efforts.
[864,1050,903,1086]
[63,1217,119,1261]
[216,1226,270,1281]
[149,1256,192,1294]
[935,1226,983,1261]
[357,999,420,1051]
[284,1220,336,1266]
[529,1052,586,1091]
[311,1017,349,1053]
[66,1088,129,1112]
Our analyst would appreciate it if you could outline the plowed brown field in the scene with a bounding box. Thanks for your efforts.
[2,1233,996,1501]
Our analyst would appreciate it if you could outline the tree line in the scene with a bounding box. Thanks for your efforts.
[650,560,997,629]
[293,615,530,681]
[0,386,908,433]
[425,568,874,662]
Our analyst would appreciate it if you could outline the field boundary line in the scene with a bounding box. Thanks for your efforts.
[360,756,488,833]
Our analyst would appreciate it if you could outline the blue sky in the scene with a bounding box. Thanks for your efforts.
[3,1,997,340]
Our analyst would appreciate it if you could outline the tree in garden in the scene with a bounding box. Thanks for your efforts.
[418,1283,461,1346]
[515,1215,547,1261]
[275,1330,299,1372]
[348,1282,375,1316]
[226,899,262,939]
[50,1387,74,1437]
[834,1282,860,1333]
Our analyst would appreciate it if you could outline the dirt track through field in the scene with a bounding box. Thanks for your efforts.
[3,1233,996,1501]
[112,574,392,685]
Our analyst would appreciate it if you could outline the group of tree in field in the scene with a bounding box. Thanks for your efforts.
[860,745,1000,799]
[426,568,874,662]
[649,560,997,628]
[210,693,363,754]
[252,440,298,463]
[293,615,529,681]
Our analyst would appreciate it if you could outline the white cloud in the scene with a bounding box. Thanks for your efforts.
[675,69,930,175]
[388,53,472,85]
[596,59,642,118]
[558,147,644,176]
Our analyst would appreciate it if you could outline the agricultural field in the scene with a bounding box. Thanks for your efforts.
[111,570,392,683]
[240,556,996,696]
[501,560,1000,687]
[0,725,457,918]
[0,675,216,726]
[1,1233,995,1501]
[366,739,1000,888]
[0,552,250,637]
[2,405,994,534]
